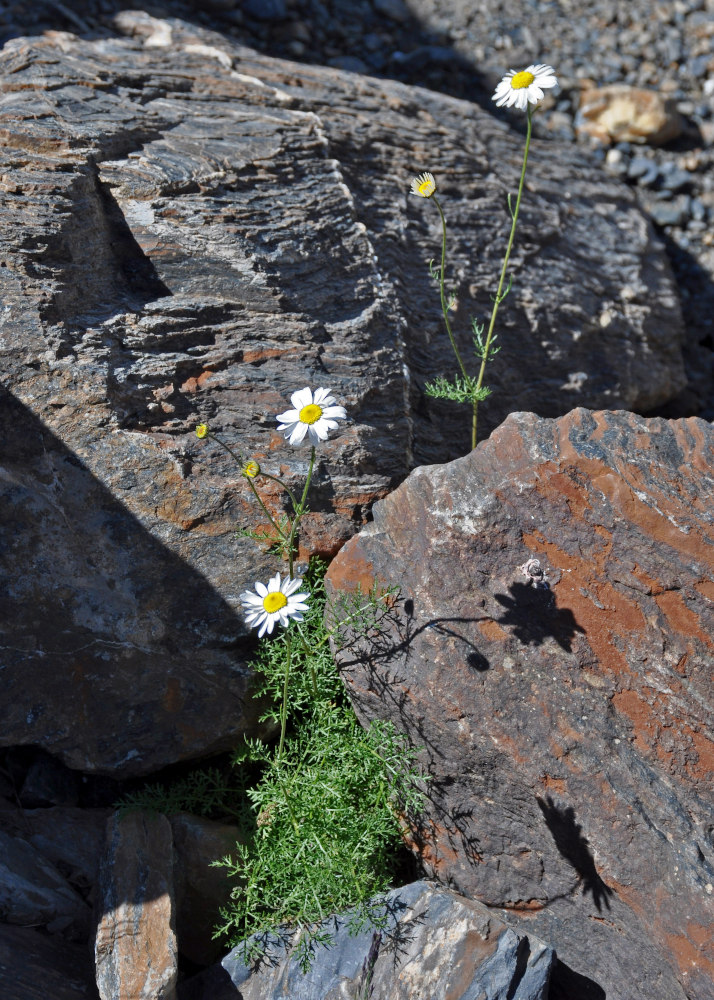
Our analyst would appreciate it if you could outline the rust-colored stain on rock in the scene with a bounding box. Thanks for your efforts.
[329,410,714,1000]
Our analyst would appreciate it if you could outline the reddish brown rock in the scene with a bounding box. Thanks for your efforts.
[0,15,685,776]
[327,408,714,1000]
[95,811,178,1000]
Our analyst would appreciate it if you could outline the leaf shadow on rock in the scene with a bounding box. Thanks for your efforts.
[493,582,586,652]
[335,596,488,879]
[537,795,614,913]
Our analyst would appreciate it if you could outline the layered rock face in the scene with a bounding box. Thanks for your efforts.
[216,880,555,1000]
[327,408,714,1000]
[0,12,684,778]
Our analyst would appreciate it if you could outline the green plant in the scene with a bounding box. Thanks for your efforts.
[119,765,250,824]
[213,560,425,971]
[411,63,558,450]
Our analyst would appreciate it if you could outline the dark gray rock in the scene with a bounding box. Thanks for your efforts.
[170,812,243,966]
[213,880,554,1000]
[327,408,714,1000]
[0,804,108,897]
[0,923,99,1000]
[0,829,91,938]
[0,15,685,776]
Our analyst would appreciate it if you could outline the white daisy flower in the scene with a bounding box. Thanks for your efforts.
[492,64,558,111]
[410,171,436,198]
[240,572,310,638]
[276,386,347,447]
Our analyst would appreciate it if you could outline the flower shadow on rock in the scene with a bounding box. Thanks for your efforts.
[493,582,586,652]
[536,795,614,913]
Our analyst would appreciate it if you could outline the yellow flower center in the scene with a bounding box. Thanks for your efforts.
[299,403,323,425]
[511,71,535,90]
[243,460,260,478]
[195,423,208,439]
[263,592,287,614]
[418,178,433,195]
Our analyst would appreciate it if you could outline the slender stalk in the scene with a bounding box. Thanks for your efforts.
[207,432,287,543]
[295,623,319,698]
[285,445,316,576]
[433,195,469,384]
[278,632,292,761]
[472,104,534,446]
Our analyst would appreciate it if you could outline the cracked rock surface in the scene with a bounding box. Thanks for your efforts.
[0,16,686,775]
[328,408,714,1000]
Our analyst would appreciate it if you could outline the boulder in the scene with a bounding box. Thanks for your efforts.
[0,828,91,938]
[327,408,714,1000]
[95,810,178,1000]
[0,804,108,898]
[195,880,555,999]
[0,15,685,775]
[0,923,99,1000]
[170,812,243,966]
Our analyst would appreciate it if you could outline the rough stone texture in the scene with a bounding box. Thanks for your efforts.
[327,408,714,1000]
[95,810,178,1000]
[0,16,685,776]
[0,828,91,938]
[576,84,684,145]
[170,811,242,966]
[0,923,99,1000]
[0,804,108,899]
[213,880,554,1000]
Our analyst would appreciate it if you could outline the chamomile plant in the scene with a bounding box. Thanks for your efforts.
[193,394,426,968]
[411,63,558,450]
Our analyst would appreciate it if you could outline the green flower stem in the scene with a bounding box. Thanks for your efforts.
[433,195,470,386]
[278,632,292,762]
[256,471,301,516]
[207,433,287,543]
[473,104,534,447]
[285,445,316,577]
[295,623,319,698]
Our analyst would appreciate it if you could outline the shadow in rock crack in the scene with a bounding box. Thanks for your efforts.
[537,795,614,913]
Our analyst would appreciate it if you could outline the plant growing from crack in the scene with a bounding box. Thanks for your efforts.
[411,63,558,451]
[192,389,426,969]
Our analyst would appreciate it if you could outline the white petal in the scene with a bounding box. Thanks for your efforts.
[321,405,346,420]
[276,408,299,425]
[312,387,332,404]
[282,577,303,595]
[255,581,268,597]
[288,422,309,445]
[267,572,282,592]
[290,387,313,410]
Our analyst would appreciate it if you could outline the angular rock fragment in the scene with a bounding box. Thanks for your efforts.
[577,84,684,145]
[95,811,178,1000]
[0,829,91,938]
[327,408,714,1000]
[0,804,108,898]
[210,880,554,1000]
[170,812,243,966]
[0,17,685,776]
[0,923,99,1000]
